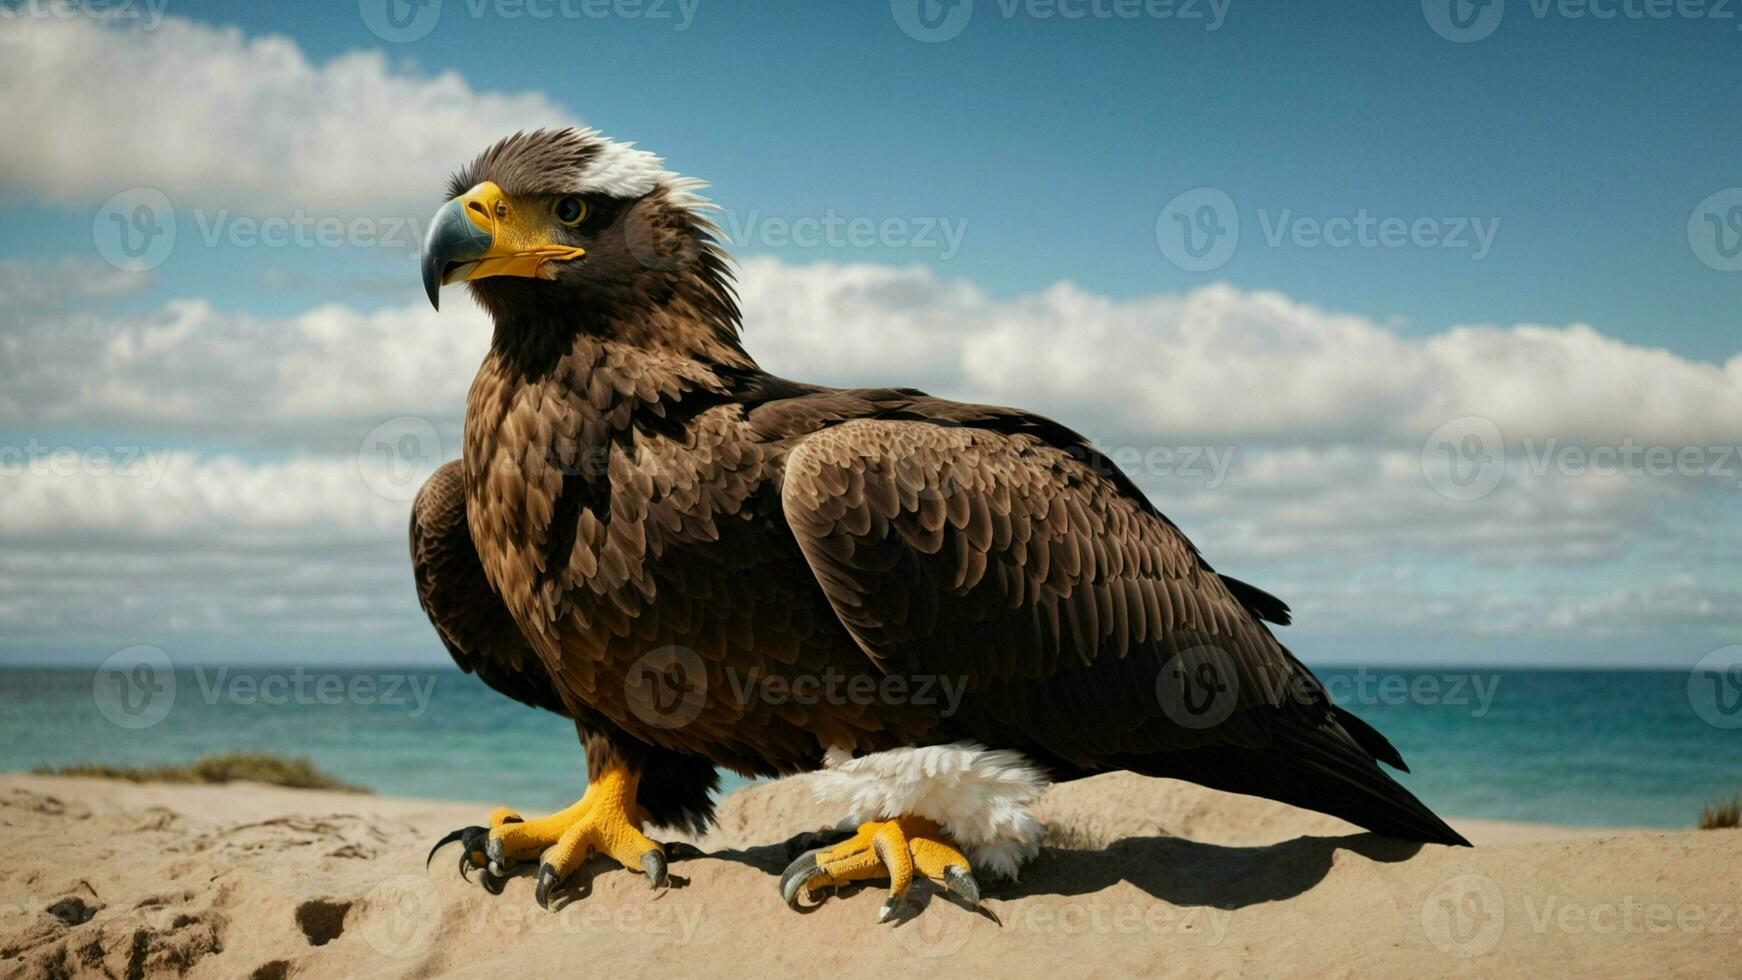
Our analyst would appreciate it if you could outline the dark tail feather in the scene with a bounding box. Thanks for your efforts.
[1333,706,1408,772]
[1127,724,1470,847]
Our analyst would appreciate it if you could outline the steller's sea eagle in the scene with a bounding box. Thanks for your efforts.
[417,127,1469,920]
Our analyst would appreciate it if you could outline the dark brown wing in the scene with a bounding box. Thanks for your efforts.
[779,403,1466,845]
[410,459,720,832]
[411,459,568,713]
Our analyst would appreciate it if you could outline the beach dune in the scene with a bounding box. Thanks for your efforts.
[1,772,1735,978]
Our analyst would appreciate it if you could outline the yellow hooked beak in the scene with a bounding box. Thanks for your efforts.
[421,181,586,309]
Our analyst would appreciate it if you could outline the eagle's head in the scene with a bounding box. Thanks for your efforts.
[422,127,742,361]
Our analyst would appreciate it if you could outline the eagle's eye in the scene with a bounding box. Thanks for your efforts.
[554,196,588,227]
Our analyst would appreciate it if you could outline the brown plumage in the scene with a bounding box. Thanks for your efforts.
[412,128,1467,846]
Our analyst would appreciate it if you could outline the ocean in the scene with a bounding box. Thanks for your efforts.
[1,666,1736,828]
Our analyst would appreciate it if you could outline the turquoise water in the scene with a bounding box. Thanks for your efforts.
[1,666,1736,827]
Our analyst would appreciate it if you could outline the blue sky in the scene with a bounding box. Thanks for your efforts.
[0,0,1738,668]
[8,0,1738,355]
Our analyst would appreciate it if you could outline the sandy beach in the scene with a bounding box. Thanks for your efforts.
[1,771,1735,979]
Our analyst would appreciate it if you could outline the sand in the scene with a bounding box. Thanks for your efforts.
[1,771,1735,978]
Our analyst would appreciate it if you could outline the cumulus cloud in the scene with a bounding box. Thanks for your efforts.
[0,451,426,657]
[0,294,490,448]
[3,258,1737,660]
[12,260,1742,459]
[0,257,153,309]
[0,15,577,215]
[741,259,1742,449]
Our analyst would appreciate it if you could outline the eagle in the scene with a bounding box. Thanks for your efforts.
[416,127,1468,920]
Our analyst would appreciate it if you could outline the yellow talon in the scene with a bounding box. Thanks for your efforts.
[430,760,668,908]
[781,815,983,922]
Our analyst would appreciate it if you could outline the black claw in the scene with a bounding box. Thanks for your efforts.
[943,867,999,925]
[642,849,669,889]
[779,848,827,910]
[421,825,470,870]
[535,864,560,911]
[479,866,505,895]
[942,866,980,906]
[430,828,491,873]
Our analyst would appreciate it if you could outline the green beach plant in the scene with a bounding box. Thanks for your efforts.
[1698,794,1739,830]
[33,752,366,793]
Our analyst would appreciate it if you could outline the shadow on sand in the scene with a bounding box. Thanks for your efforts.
[706,828,1423,912]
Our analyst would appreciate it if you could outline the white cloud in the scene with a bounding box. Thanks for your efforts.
[3,258,1738,660]
[0,451,427,658]
[0,257,153,308]
[14,260,1742,460]
[0,15,577,215]
[741,259,1742,449]
[0,294,490,446]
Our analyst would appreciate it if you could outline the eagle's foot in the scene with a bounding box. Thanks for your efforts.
[428,761,666,909]
[779,815,991,923]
